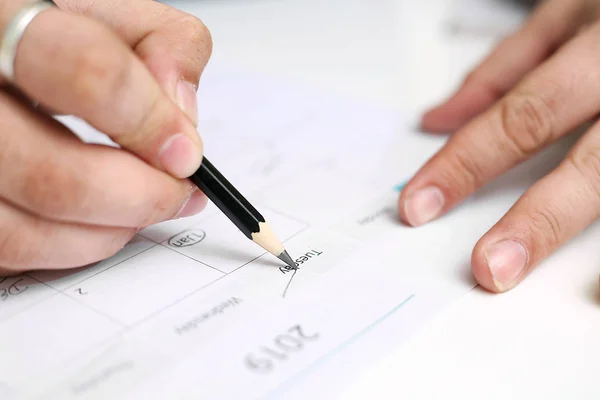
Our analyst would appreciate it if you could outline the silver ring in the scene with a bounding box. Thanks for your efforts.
[0,1,55,81]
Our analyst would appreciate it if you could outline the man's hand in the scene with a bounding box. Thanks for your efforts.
[0,0,212,274]
[400,0,600,292]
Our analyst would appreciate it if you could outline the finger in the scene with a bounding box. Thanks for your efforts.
[421,0,587,133]
[0,91,207,228]
[54,0,212,126]
[0,267,20,277]
[0,197,137,272]
[4,4,203,179]
[470,121,600,292]
[399,20,600,227]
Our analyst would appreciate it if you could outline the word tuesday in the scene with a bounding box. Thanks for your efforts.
[279,250,323,274]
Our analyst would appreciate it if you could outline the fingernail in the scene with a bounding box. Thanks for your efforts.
[485,240,528,291]
[402,186,445,226]
[177,80,198,126]
[175,190,208,219]
[159,133,203,178]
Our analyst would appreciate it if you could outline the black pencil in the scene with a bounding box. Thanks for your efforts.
[189,157,296,269]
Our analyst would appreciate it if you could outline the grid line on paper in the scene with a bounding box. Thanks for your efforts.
[0,282,62,324]
[24,272,128,328]
[13,242,159,329]
[126,224,309,331]
[152,205,310,276]
[59,291,128,328]
[126,273,230,330]
[5,209,313,376]
[225,223,310,276]
[127,250,267,330]
[157,243,227,274]
[60,243,160,290]
[139,217,213,246]
[137,219,213,245]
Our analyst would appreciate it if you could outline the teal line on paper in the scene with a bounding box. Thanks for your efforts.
[394,181,407,192]
[263,294,416,399]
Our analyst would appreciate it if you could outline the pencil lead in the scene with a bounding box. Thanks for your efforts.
[277,250,297,270]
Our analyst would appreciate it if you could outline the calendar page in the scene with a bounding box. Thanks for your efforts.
[0,64,570,400]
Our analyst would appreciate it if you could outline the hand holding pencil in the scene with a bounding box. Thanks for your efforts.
[0,0,294,275]
[0,0,213,274]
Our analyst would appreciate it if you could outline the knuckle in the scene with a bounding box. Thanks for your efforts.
[177,15,213,57]
[498,92,555,156]
[20,158,90,220]
[527,205,564,250]
[567,146,600,201]
[437,145,484,197]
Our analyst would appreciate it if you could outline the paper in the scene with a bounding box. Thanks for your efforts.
[445,0,529,37]
[0,64,571,399]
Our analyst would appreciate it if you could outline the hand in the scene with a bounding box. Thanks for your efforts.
[0,0,212,275]
[399,0,600,292]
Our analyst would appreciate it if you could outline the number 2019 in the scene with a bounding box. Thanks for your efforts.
[244,324,319,373]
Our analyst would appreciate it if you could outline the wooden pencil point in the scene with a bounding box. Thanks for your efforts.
[190,157,294,267]
[277,250,297,270]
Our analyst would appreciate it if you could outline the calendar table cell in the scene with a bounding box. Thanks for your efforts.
[69,246,224,326]
[0,275,56,322]
[163,207,307,273]
[29,235,155,291]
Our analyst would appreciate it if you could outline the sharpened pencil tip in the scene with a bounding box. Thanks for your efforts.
[278,250,296,269]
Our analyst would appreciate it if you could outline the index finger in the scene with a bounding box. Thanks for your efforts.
[2,2,203,179]
[399,21,600,226]
[54,0,213,126]
[421,0,585,133]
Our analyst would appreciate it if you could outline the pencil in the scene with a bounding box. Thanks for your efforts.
[189,157,296,269]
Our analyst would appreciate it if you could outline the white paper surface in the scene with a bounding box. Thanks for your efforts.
[445,0,529,37]
[0,63,572,399]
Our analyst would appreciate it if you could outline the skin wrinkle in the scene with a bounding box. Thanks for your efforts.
[568,149,600,205]
[411,0,600,292]
[0,93,193,228]
[59,0,165,49]
[5,0,597,284]
[0,0,215,272]
[498,93,556,156]
[443,142,485,199]
[528,205,564,251]
[133,14,213,88]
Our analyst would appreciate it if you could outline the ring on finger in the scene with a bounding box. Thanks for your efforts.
[0,0,55,81]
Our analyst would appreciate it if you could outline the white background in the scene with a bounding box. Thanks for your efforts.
[164,0,600,398]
